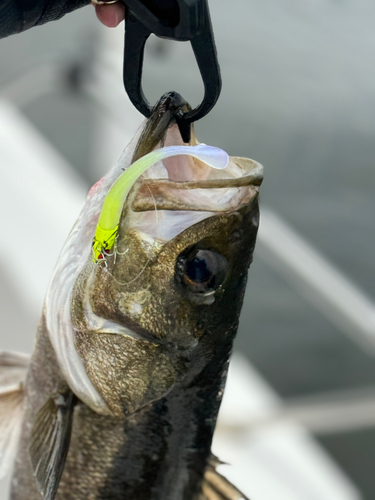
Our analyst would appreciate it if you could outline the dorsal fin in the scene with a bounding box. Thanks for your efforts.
[29,388,76,500]
[0,351,30,479]
[199,458,250,500]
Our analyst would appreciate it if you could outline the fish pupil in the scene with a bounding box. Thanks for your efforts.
[176,248,228,294]
[186,254,214,285]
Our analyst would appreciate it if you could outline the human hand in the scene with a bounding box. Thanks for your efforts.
[91,1,126,28]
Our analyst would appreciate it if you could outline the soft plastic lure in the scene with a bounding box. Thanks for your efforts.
[92,144,229,261]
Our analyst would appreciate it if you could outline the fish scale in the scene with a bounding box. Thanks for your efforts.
[5,93,262,499]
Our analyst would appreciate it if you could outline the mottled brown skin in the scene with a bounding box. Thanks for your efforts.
[80,199,258,498]
[11,198,259,500]
[78,202,256,400]
[11,92,260,499]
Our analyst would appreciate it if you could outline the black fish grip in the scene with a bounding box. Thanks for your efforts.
[119,0,222,142]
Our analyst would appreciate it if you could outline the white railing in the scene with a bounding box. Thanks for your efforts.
[257,209,375,353]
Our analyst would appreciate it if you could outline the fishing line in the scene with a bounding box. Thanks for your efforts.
[102,180,159,287]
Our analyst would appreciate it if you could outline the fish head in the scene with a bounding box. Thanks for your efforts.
[69,93,262,417]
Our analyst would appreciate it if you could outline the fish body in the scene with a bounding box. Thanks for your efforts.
[7,92,262,499]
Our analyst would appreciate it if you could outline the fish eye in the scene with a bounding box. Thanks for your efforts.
[176,248,228,294]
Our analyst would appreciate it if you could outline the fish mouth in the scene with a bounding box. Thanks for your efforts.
[82,275,160,344]
[117,92,263,243]
[132,154,263,213]
[132,91,263,208]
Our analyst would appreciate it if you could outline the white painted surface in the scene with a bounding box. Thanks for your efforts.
[0,100,87,497]
[257,209,375,353]
[214,354,362,500]
[0,99,87,315]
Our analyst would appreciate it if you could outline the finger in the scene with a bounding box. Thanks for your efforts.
[92,3,126,28]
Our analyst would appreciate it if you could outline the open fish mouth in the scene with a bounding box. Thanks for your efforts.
[91,118,263,305]
[109,121,263,256]
[91,96,262,263]
[132,91,262,220]
[131,145,262,241]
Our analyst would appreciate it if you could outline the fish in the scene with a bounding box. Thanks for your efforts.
[2,91,262,500]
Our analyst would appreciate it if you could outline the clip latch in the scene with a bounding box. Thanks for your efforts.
[121,0,221,143]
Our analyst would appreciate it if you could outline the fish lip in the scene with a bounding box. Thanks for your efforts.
[131,157,263,214]
[83,285,161,343]
[107,317,163,344]
[132,91,192,163]
[84,313,194,350]
[83,280,202,349]
[89,320,161,344]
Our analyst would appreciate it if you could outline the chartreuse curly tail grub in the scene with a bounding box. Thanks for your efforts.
[92,144,229,262]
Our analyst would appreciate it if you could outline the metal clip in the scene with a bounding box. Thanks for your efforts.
[120,0,221,143]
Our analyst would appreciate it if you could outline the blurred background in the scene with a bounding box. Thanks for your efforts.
[0,0,375,498]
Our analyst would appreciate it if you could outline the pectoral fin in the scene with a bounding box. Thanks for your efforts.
[0,351,29,479]
[29,388,76,500]
[199,461,249,500]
